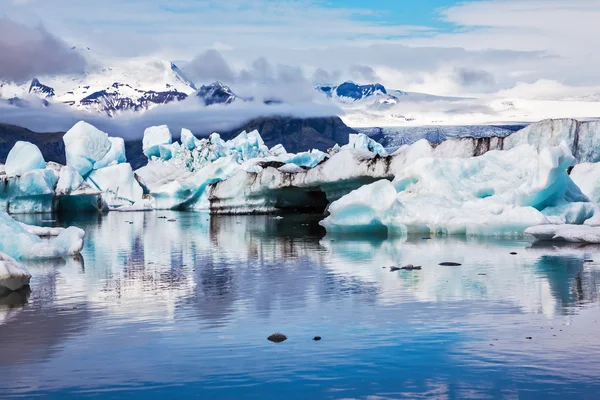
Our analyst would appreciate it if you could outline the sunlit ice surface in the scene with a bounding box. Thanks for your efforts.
[1,212,600,399]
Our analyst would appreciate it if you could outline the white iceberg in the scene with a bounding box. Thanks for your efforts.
[285,150,328,168]
[87,163,144,208]
[570,163,600,203]
[321,143,595,236]
[0,212,84,259]
[342,133,387,155]
[5,141,46,176]
[93,137,127,170]
[0,252,31,291]
[63,121,112,177]
[143,125,172,158]
[525,224,600,243]
[181,128,200,150]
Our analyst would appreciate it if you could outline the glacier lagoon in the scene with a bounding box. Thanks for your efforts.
[1,212,600,399]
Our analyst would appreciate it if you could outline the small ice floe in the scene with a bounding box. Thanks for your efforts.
[525,224,600,243]
[0,252,31,291]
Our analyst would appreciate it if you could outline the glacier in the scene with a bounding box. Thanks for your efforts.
[320,142,597,236]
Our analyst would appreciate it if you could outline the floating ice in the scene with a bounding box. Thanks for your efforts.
[570,163,600,203]
[285,150,328,168]
[143,125,172,158]
[63,121,112,177]
[0,212,84,259]
[0,252,31,291]
[342,133,387,155]
[55,166,86,195]
[180,128,200,150]
[94,137,127,170]
[0,169,59,213]
[526,224,600,243]
[5,141,46,176]
[87,163,144,208]
[321,143,595,236]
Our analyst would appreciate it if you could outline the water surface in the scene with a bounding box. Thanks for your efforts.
[1,212,600,399]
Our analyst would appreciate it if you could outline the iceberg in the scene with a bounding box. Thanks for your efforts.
[0,212,84,259]
[63,121,112,177]
[342,133,387,155]
[143,125,172,158]
[321,143,595,236]
[0,169,58,213]
[93,137,127,170]
[181,128,200,150]
[526,224,600,243]
[0,252,31,291]
[5,141,46,176]
[87,163,144,208]
[570,163,600,203]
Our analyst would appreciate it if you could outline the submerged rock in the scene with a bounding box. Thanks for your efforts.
[267,333,288,343]
[313,336,322,341]
[439,262,462,266]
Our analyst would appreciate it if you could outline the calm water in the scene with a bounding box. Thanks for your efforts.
[1,212,600,399]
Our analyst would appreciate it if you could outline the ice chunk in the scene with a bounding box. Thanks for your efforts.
[321,143,595,236]
[342,133,387,155]
[526,224,600,243]
[5,141,46,176]
[0,212,84,259]
[570,163,600,203]
[63,121,112,177]
[270,144,287,156]
[19,222,65,237]
[56,166,85,195]
[278,164,305,174]
[87,163,144,208]
[143,125,172,158]
[0,169,59,213]
[286,150,328,168]
[94,137,127,170]
[181,128,200,150]
[158,143,180,161]
[0,252,31,291]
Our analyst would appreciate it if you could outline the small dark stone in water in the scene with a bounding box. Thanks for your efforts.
[526,337,532,340]
[268,333,287,343]
[439,262,462,266]
[390,266,401,272]
[313,336,322,341]
[585,259,594,263]
[478,273,487,276]
[168,219,177,222]
[401,265,422,271]
[422,237,432,240]
[510,252,518,255]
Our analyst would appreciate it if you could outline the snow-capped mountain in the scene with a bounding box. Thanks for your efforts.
[0,49,199,116]
[196,82,238,106]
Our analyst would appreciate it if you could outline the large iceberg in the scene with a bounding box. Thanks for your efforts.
[94,137,127,170]
[5,141,46,176]
[321,143,596,236]
[0,252,31,291]
[87,163,144,208]
[63,121,112,177]
[0,212,84,259]
[143,125,172,158]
